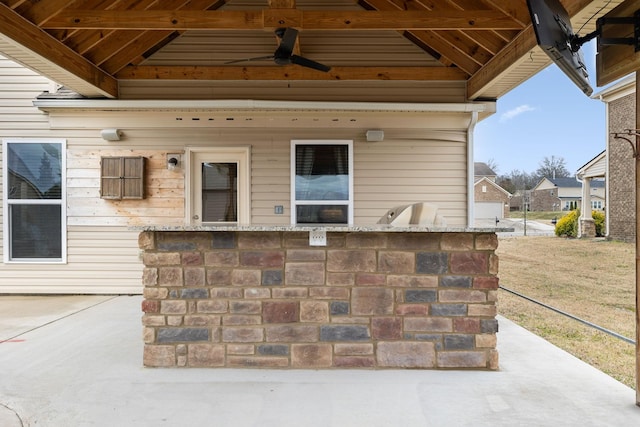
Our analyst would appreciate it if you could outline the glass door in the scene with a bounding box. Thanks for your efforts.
[189,148,250,225]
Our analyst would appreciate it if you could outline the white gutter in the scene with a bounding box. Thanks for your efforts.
[33,98,491,113]
[467,110,479,227]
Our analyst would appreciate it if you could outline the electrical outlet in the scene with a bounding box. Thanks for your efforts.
[309,229,327,246]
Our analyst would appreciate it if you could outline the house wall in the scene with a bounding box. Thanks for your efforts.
[0,57,142,293]
[607,92,636,242]
[1,60,474,293]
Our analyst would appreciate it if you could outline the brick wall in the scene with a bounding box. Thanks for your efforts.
[608,93,636,242]
[139,230,499,369]
[474,183,510,217]
[530,188,561,212]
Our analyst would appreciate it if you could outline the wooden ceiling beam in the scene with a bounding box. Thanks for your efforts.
[97,0,228,74]
[61,0,173,54]
[268,0,296,8]
[85,0,228,74]
[48,1,124,42]
[0,3,117,97]
[101,31,176,74]
[437,30,491,67]
[360,0,481,75]
[464,30,507,55]
[407,30,480,75]
[479,0,531,27]
[42,9,525,30]
[2,0,29,9]
[115,65,469,81]
[19,0,71,26]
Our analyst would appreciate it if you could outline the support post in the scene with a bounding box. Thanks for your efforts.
[632,75,640,405]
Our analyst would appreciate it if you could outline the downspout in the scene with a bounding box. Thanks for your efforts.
[467,111,479,227]
[604,96,611,238]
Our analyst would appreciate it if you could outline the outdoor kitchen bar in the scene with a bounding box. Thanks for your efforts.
[139,225,502,369]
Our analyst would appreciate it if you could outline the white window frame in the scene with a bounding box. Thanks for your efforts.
[2,139,67,264]
[185,146,251,225]
[290,140,354,226]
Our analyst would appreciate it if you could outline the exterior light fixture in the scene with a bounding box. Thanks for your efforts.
[365,129,384,142]
[166,154,181,170]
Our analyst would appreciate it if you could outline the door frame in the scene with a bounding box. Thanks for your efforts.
[185,146,251,225]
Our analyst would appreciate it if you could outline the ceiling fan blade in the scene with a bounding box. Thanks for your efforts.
[224,55,274,65]
[278,27,298,57]
[290,55,332,72]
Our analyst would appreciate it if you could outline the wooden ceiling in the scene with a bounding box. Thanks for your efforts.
[0,0,620,100]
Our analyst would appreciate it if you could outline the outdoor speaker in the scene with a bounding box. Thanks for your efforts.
[101,128,122,141]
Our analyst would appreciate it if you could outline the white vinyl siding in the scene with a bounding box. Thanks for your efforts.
[59,128,468,228]
[355,133,467,225]
[0,56,474,293]
[0,226,141,293]
[0,56,144,293]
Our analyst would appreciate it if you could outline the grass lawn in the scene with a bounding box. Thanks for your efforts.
[496,235,636,389]
[508,211,564,221]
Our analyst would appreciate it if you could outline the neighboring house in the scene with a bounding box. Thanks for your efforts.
[473,162,511,220]
[509,191,528,212]
[576,151,607,237]
[474,162,498,183]
[595,74,636,242]
[530,177,605,212]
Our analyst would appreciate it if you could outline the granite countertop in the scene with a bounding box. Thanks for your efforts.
[134,224,514,233]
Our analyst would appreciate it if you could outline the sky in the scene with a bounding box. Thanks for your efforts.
[474,40,611,177]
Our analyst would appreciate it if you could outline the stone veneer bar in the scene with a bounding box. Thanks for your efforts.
[138,227,502,369]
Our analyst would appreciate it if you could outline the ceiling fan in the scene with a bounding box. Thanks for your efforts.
[226,27,331,72]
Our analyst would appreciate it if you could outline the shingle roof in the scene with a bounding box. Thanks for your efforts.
[474,162,496,177]
[548,177,605,188]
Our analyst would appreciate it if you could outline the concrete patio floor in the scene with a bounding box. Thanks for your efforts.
[0,294,638,426]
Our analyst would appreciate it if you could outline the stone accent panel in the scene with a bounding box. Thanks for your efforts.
[141,231,499,369]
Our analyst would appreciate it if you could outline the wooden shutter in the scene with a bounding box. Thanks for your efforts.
[100,156,145,200]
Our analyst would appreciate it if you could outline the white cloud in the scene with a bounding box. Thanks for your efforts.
[499,104,535,122]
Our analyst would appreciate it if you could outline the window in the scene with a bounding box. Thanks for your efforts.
[482,185,487,193]
[591,200,602,210]
[291,140,353,225]
[3,139,66,263]
[100,156,145,199]
[186,147,250,225]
